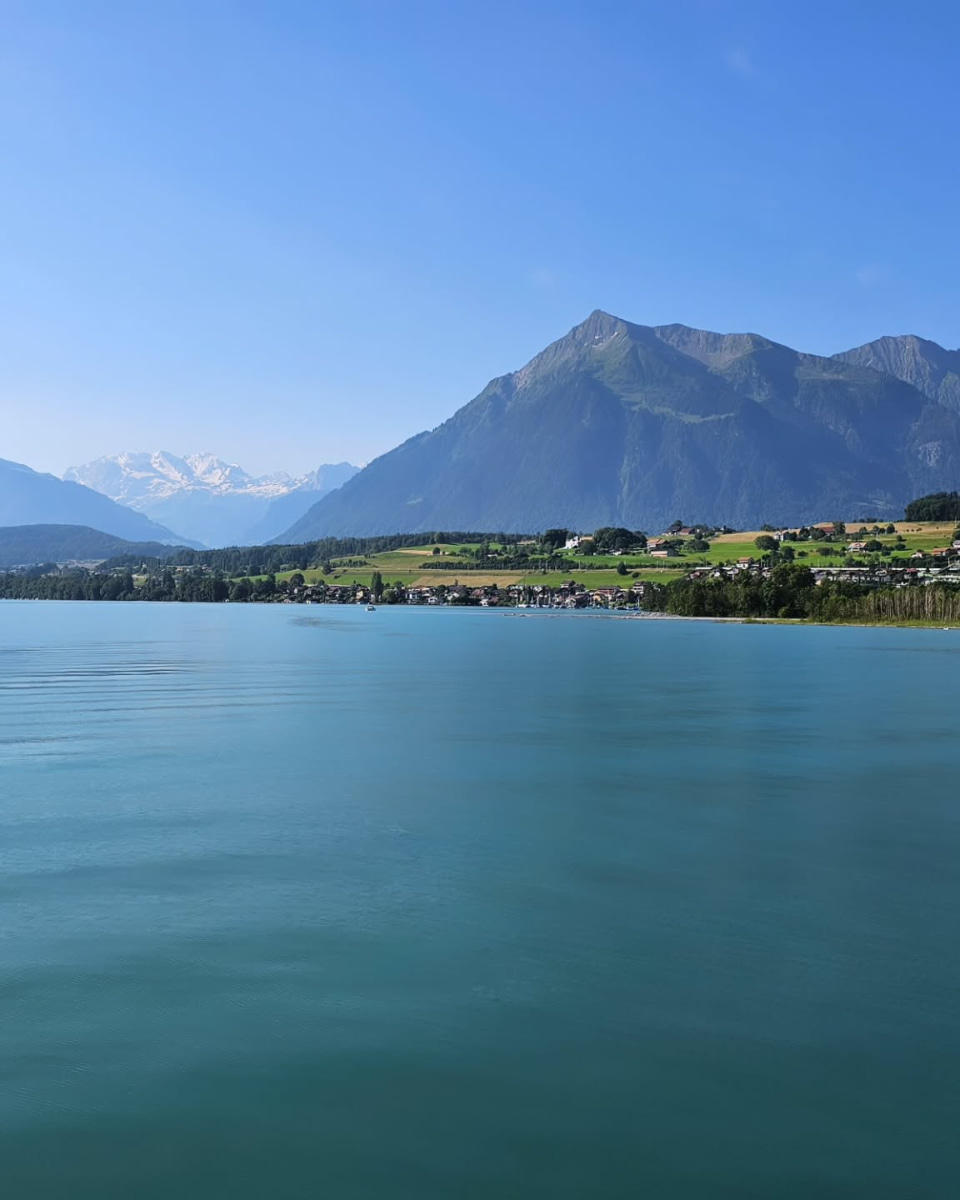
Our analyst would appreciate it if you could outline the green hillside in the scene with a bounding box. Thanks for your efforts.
[245,521,958,591]
[0,524,187,569]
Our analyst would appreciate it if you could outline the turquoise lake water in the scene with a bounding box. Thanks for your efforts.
[1,601,959,1198]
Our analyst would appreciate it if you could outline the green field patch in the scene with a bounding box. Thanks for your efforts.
[248,522,958,589]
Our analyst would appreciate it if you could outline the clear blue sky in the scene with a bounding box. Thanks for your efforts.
[2,0,958,477]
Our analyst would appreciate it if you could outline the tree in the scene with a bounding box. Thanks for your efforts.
[755,535,778,552]
[616,560,628,576]
[289,572,305,589]
[371,571,384,600]
[541,528,569,552]
[667,520,684,533]
[688,537,710,553]
[432,546,441,555]
[832,521,847,536]
[593,527,636,553]
[101,574,126,601]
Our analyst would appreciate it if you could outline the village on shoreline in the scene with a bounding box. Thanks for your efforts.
[3,499,960,624]
[180,514,960,610]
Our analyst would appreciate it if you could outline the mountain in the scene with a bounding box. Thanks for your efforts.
[280,311,960,539]
[0,525,187,570]
[833,335,960,414]
[65,452,358,547]
[241,463,360,544]
[0,457,192,544]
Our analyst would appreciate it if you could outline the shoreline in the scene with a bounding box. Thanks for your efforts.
[3,596,958,630]
[512,611,960,630]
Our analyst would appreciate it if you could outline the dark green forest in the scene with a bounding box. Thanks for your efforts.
[0,569,227,603]
[904,492,960,522]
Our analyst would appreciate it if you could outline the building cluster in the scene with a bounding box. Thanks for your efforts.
[293,579,652,609]
[686,556,960,587]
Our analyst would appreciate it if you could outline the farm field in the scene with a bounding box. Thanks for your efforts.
[241,521,958,590]
[270,563,687,589]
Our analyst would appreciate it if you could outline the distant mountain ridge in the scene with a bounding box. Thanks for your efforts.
[833,335,960,414]
[66,451,298,503]
[280,311,960,539]
[65,452,358,547]
[0,457,192,544]
[0,524,187,569]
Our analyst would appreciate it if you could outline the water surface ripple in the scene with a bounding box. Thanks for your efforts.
[1,602,958,1198]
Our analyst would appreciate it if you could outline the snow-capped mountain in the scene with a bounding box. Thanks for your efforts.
[65,452,296,503]
[64,453,358,547]
[0,455,195,545]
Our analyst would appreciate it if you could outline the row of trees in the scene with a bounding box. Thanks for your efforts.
[102,531,536,578]
[540,527,649,552]
[642,564,960,623]
[0,571,138,602]
[905,492,960,522]
[4,562,960,624]
[0,568,232,603]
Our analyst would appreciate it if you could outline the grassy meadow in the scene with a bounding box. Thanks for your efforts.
[249,521,958,591]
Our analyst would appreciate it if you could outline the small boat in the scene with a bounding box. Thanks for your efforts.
[366,604,376,612]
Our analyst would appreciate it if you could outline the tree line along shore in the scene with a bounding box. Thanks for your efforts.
[2,563,959,626]
[3,498,960,626]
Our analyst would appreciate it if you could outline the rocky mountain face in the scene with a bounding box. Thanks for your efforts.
[65,452,358,547]
[833,335,960,414]
[0,457,191,544]
[280,311,960,540]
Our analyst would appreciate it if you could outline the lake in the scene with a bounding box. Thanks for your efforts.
[1,601,958,1198]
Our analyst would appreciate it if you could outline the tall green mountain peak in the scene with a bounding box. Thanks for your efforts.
[280,314,960,538]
